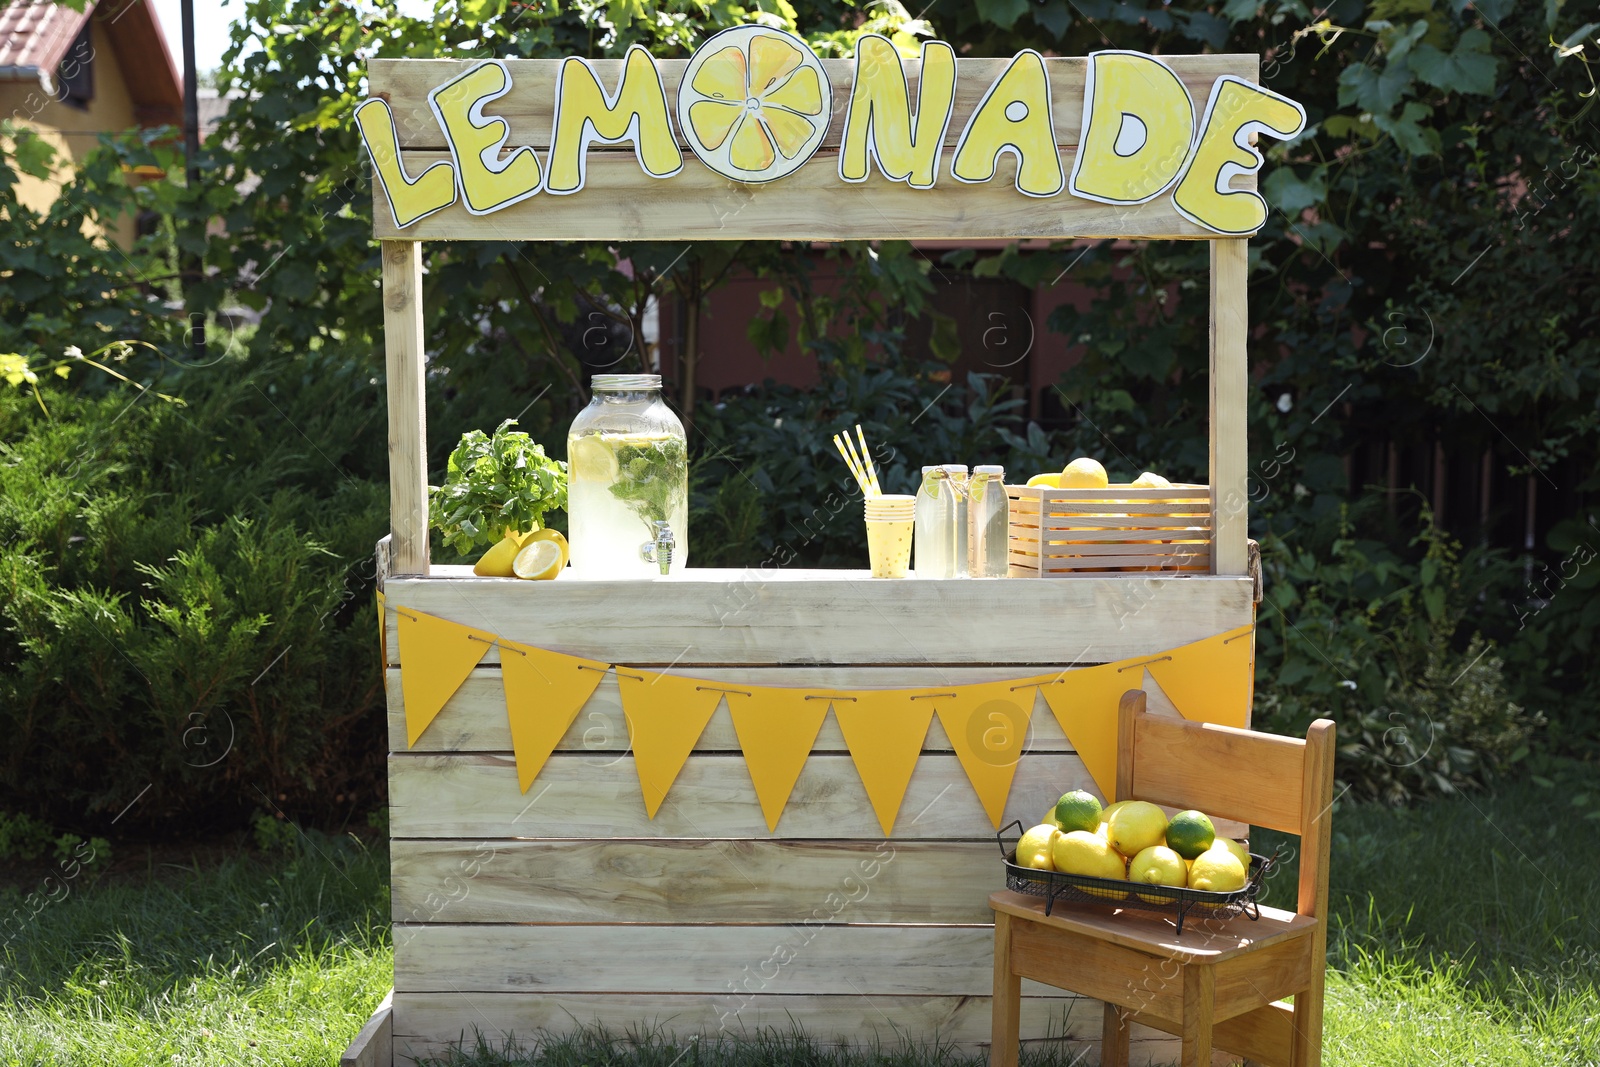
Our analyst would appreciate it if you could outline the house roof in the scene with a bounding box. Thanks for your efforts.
[0,0,82,76]
[0,0,182,125]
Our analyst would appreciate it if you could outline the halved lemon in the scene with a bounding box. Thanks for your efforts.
[520,528,569,571]
[678,25,832,184]
[512,538,564,581]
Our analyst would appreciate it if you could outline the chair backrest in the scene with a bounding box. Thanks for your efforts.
[1115,689,1336,919]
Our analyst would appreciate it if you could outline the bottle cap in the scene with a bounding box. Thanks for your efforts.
[941,464,969,475]
[974,464,1005,475]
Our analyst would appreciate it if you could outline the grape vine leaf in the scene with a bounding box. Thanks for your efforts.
[1410,29,1499,96]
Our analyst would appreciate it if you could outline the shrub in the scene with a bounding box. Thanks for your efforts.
[0,369,388,832]
[1253,508,1542,804]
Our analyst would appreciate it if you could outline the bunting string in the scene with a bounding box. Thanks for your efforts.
[380,595,1254,833]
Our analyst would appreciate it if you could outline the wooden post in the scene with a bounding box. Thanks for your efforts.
[1209,239,1249,576]
[382,240,430,576]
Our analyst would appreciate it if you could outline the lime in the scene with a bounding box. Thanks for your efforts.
[1106,801,1168,858]
[1188,849,1247,893]
[1164,810,1216,860]
[1053,790,1103,834]
[1052,830,1127,898]
[1015,824,1060,871]
[1127,845,1187,903]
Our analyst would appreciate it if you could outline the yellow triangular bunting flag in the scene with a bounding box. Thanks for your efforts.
[618,670,723,818]
[933,680,1038,830]
[1147,624,1255,729]
[1039,661,1137,801]
[500,641,609,793]
[376,590,388,669]
[725,688,830,832]
[397,609,494,747]
[832,689,933,836]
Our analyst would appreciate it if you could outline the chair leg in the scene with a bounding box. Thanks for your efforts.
[1180,965,1215,1067]
[990,912,1020,1067]
[1289,980,1324,1067]
[1101,1002,1130,1067]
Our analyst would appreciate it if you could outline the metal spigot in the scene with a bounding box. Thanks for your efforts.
[640,520,675,575]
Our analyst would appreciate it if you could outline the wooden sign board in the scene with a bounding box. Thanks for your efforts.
[362,35,1303,243]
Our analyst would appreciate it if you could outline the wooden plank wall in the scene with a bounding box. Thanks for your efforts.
[381,574,1255,1066]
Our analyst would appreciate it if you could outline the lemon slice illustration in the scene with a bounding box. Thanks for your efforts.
[678,25,832,184]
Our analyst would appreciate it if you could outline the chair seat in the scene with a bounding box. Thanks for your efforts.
[989,889,1319,964]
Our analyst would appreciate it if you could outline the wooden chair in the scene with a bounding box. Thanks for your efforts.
[989,690,1335,1067]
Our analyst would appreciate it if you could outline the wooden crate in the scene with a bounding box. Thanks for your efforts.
[1006,485,1213,577]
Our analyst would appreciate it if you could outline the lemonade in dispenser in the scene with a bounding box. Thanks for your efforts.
[566,375,689,578]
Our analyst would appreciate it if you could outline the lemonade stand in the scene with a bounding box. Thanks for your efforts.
[348,30,1302,1067]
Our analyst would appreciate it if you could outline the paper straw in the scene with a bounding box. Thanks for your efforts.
[840,432,874,497]
[855,424,881,496]
[833,434,871,496]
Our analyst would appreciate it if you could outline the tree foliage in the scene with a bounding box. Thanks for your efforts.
[2,0,1598,829]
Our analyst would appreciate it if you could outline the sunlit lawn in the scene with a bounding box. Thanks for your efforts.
[3,770,1597,1065]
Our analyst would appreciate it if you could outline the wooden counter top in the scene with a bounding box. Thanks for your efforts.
[382,568,1254,667]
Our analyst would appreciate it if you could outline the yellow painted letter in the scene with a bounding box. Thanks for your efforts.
[354,98,456,228]
[1173,75,1306,235]
[1069,51,1194,205]
[548,45,683,194]
[838,35,956,189]
[951,49,1062,197]
[428,60,543,215]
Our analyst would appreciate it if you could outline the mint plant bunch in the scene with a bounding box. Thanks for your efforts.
[430,419,567,555]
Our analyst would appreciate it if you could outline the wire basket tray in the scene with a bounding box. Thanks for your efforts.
[996,821,1276,936]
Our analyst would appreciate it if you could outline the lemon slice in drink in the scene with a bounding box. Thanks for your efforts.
[678,26,831,183]
[512,539,565,581]
[568,435,619,483]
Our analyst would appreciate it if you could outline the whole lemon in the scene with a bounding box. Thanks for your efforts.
[1015,824,1061,871]
[1053,790,1103,834]
[1188,849,1248,893]
[1208,836,1252,872]
[1106,801,1169,858]
[1059,457,1109,489]
[1026,472,1061,489]
[1130,471,1171,489]
[472,533,524,577]
[1052,830,1127,898]
[1128,845,1188,903]
[1097,800,1128,827]
[1164,810,1217,860]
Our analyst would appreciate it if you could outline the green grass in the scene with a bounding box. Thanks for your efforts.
[0,828,390,1066]
[3,771,1598,1066]
[1256,768,1600,1066]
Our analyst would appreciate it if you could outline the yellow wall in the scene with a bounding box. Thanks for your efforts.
[0,20,143,247]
